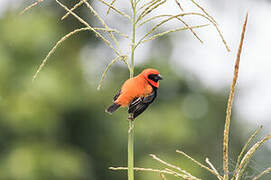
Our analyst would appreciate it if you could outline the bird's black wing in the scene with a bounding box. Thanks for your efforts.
[128,97,143,113]
[113,90,121,102]
[128,89,157,120]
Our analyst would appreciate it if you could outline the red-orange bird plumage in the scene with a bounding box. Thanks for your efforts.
[106,68,163,120]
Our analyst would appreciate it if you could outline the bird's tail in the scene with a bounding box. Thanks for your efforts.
[105,103,121,114]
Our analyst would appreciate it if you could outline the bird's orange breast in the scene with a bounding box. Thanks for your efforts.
[115,75,153,107]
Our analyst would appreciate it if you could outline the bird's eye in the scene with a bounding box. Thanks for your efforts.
[148,74,162,82]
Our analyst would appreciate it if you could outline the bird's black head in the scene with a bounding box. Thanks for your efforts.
[141,68,163,88]
[147,73,163,82]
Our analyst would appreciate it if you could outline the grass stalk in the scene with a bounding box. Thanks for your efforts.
[136,0,167,23]
[138,12,230,51]
[176,150,223,180]
[236,126,263,166]
[55,0,120,56]
[128,121,135,180]
[33,27,89,81]
[223,13,248,180]
[127,1,137,180]
[231,125,263,180]
[252,167,271,180]
[159,173,168,180]
[235,134,271,180]
[61,0,84,20]
[130,0,136,78]
[20,0,43,15]
[97,0,131,20]
[141,24,209,43]
[135,13,211,49]
[109,166,185,178]
[190,0,217,25]
[175,0,184,11]
[97,56,120,90]
[150,154,201,180]
[165,168,199,180]
[32,0,121,81]
[205,158,223,180]
[137,0,157,11]
[106,0,117,14]
[138,13,213,27]
[175,16,203,43]
[82,0,121,53]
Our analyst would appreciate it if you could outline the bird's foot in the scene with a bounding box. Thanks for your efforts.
[128,114,134,121]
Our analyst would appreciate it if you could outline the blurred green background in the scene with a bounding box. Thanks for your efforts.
[0,1,270,180]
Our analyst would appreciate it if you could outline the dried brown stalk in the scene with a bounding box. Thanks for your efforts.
[252,167,271,180]
[231,125,263,179]
[20,0,44,15]
[109,166,173,174]
[176,150,223,180]
[190,0,217,25]
[142,24,209,43]
[205,158,222,180]
[33,27,90,81]
[175,0,184,11]
[61,0,84,20]
[106,0,117,14]
[223,13,248,180]
[160,173,168,180]
[150,154,201,180]
[235,134,271,180]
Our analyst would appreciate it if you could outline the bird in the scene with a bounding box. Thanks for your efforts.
[106,68,163,120]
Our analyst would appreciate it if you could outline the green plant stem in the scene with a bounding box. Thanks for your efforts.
[128,1,136,180]
[130,0,136,78]
[128,121,134,180]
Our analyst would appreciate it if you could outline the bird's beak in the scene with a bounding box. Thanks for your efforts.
[157,74,163,80]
